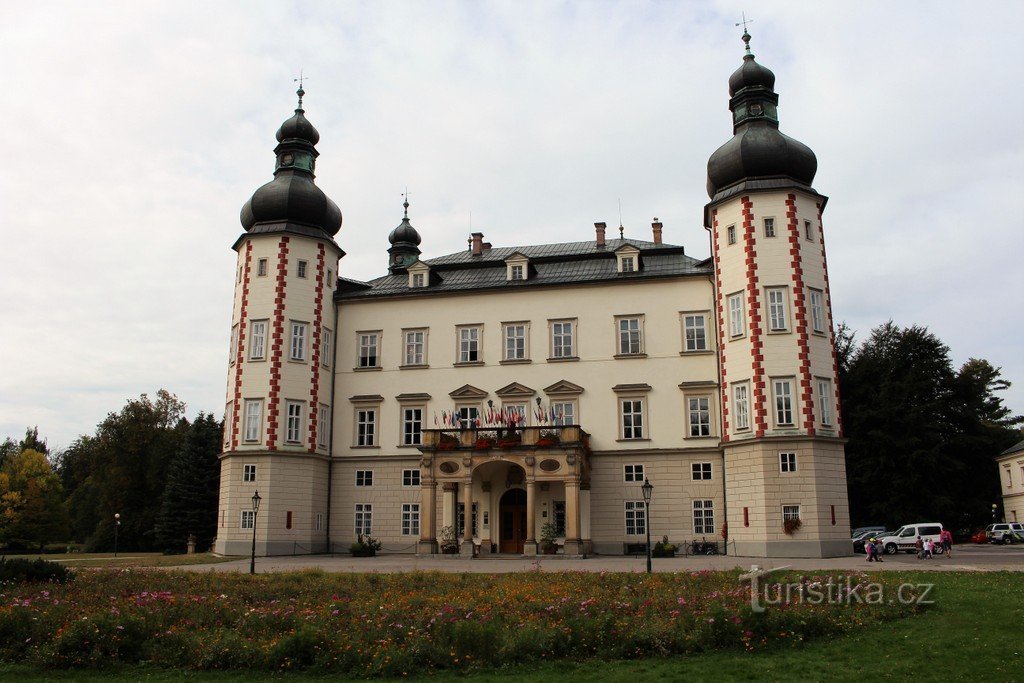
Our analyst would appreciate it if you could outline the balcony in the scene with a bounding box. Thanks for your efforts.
[421,425,588,451]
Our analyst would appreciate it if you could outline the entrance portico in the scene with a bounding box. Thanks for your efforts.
[417,425,591,556]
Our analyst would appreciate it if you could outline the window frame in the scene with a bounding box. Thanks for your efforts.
[780,452,798,473]
[229,323,239,365]
[457,405,480,430]
[773,378,795,427]
[726,225,737,245]
[402,469,421,487]
[289,321,308,362]
[357,331,380,369]
[620,398,646,440]
[249,319,267,360]
[625,500,647,536]
[242,464,257,483]
[620,255,635,273]
[693,499,715,534]
[355,503,372,536]
[804,220,813,241]
[355,409,377,447]
[502,322,529,362]
[809,288,825,334]
[766,287,790,332]
[456,325,482,364]
[297,260,308,278]
[240,509,255,530]
[509,264,524,281]
[727,293,745,339]
[402,503,420,536]
[403,328,428,367]
[321,328,332,368]
[551,400,576,426]
[615,315,645,356]
[317,403,330,449]
[243,399,263,443]
[687,395,712,437]
[355,469,374,487]
[402,407,423,446]
[783,504,801,522]
[682,312,709,352]
[763,217,776,238]
[624,464,645,482]
[549,319,576,360]
[691,462,713,481]
[285,400,304,444]
[256,258,268,277]
[817,378,833,427]
[733,382,751,431]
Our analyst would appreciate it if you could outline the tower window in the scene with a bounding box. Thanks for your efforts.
[257,258,268,276]
[804,220,813,241]
[773,379,795,426]
[767,288,789,332]
[809,289,825,333]
[285,401,304,444]
[297,260,308,278]
[727,225,736,245]
[780,452,797,473]
[289,322,308,361]
[764,217,776,238]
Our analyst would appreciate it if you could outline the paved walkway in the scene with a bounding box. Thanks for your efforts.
[183,543,1023,574]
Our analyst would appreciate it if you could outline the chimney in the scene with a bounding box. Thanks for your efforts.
[471,232,484,256]
[594,222,607,248]
[482,242,492,251]
[652,217,663,245]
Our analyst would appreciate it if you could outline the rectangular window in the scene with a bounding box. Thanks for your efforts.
[621,400,644,439]
[620,256,635,273]
[286,510,292,530]
[804,220,813,241]
[411,272,425,288]
[317,404,329,448]
[783,504,801,522]
[683,314,707,351]
[728,293,744,338]
[285,401,303,443]
[809,289,825,333]
[767,288,789,331]
[780,452,797,473]
[458,327,480,363]
[552,401,576,426]
[624,464,645,482]
[402,503,420,536]
[290,322,307,361]
[727,225,736,245]
[510,264,524,280]
[355,503,372,535]
[356,410,376,446]
[458,406,479,429]
[551,320,575,358]
[243,464,257,482]
[457,502,478,537]
[691,462,712,481]
[249,320,267,360]
[297,260,307,278]
[321,328,332,367]
[404,330,426,365]
[315,513,323,531]
[617,317,643,355]
[693,500,715,534]
[504,403,527,425]
[764,217,776,238]
[688,397,711,437]
[773,379,794,426]
[358,332,379,368]
[625,501,646,535]
[817,379,833,426]
[403,469,421,487]
[257,258,268,277]
[240,510,255,529]
[243,400,262,442]
[503,323,527,360]
[553,501,566,535]
[734,384,750,430]
[224,402,232,447]
[355,469,373,487]
[229,323,239,364]
[326,268,333,288]
[402,408,423,445]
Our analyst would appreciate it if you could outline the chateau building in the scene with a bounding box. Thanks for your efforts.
[997,440,1024,523]
[214,34,851,559]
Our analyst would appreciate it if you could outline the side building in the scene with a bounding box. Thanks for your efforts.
[214,34,851,559]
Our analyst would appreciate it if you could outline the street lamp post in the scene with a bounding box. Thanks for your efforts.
[641,477,654,574]
[992,503,998,523]
[113,513,120,557]
[249,490,262,575]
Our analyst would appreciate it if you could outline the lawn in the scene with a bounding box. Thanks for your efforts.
[0,570,1018,681]
[0,552,241,568]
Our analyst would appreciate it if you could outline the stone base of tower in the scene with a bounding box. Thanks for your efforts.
[723,437,851,559]
[214,451,330,557]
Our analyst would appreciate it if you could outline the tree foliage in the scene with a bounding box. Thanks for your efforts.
[154,412,222,553]
[841,322,1022,530]
[0,448,70,549]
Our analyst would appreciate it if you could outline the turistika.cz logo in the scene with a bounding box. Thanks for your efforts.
[739,565,935,613]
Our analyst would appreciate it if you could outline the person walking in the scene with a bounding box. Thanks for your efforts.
[940,528,953,558]
[865,539,875,562]
[872,538,883,562]
[915,535,924,560]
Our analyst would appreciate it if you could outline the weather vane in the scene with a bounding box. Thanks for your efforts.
[401,188,411,218]
[735,13,754,55]
[293,69,309,107]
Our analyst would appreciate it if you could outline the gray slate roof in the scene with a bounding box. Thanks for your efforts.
[337,238,711,300]
[999,439,1024,457]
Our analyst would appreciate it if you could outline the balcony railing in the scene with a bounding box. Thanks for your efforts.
[421,425,587,450]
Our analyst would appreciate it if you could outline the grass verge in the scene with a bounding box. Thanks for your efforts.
[0,552,241,568]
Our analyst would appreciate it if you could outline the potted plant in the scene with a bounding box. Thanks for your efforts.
[535,430,561,447]
[783,517,802,535]
[652,535,677,558]
[350,534,382,557]
[497,434,521,449]
[539,523,559,554]
[439,525,460,554]
[437,433,458,451]
[474,431,496,449]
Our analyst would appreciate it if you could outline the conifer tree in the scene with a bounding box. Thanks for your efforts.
[154,413,222,553]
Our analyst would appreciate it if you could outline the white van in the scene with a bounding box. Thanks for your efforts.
[877,523,944,555]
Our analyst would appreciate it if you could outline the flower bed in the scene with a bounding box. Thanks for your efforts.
[0,569,925,676]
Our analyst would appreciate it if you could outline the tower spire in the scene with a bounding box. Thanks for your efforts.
[735,13,754,57]
[293,70,309,110]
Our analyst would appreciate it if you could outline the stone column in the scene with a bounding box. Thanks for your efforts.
[417,479,438,555]
[524,479,538,556]
[563,478,582,555]
[460,479,474,557]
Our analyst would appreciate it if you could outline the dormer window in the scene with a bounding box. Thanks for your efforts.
[615,245,641,274]
[505,253,529,282]
[407,261,430,289]
[510,265,524,281]
[412,273,425,288]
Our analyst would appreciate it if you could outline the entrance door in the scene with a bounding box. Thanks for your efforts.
[499,488,527,554]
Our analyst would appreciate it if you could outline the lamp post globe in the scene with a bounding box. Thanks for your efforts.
[641,478,654,574]
[992,503,998,523]
[250,491,262,575]
[113,513,121,557]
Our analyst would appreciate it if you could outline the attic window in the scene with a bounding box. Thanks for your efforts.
[411,273,425,288]
[615,247,640,274]
[505,256,529,282]
[620,257,635,273]
[510,265,524,281]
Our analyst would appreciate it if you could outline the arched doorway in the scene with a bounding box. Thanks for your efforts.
[499,488,527,554]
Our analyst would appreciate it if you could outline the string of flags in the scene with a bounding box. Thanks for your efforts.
[433,404,567,428]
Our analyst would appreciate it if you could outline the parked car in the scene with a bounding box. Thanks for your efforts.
[877,523,944,555]
[970,528,989,544]
[852,525,887,537]
[985,523,1018,544]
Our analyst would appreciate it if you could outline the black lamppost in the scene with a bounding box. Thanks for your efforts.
[641,477,654,574]
[113,513,121,557]
[249,490,262,575]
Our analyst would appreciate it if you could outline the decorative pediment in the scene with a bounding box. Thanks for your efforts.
[407,260,430,273]
[448,384,488,399]
[495,382,536,399]
[543,379,585,396]
[505,251,529,263]
[613,243,640,255]
[614,244,641,273]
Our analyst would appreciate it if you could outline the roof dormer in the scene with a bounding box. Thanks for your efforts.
[407,260,431,289]
[505,252,529,282]
[614,244,641,274]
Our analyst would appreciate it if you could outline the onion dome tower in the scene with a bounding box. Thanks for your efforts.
[387,198,422,273]
[216,86,342,558]
[704,32,849,558]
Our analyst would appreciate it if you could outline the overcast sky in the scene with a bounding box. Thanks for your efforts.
[2,1,1022,450]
